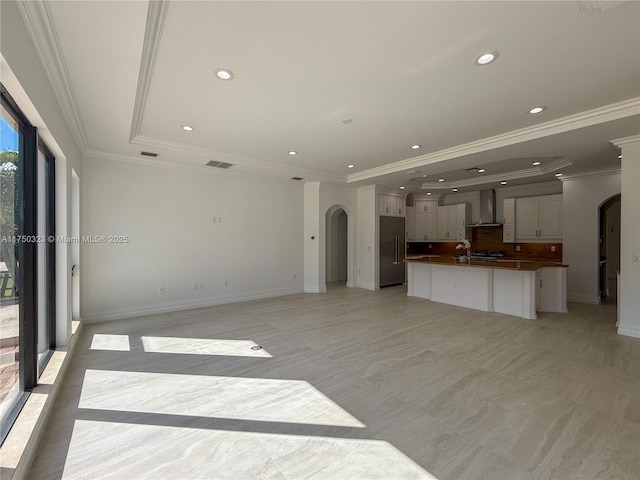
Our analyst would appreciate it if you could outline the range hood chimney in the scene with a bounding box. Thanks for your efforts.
[471,189,500,226]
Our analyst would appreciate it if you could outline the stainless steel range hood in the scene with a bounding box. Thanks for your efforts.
[470,189,501,226]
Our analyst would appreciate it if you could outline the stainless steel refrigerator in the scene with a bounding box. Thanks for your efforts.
[379,216,405,287]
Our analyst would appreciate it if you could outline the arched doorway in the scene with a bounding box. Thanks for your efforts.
[325,207,348,285]
[599,194,621,304]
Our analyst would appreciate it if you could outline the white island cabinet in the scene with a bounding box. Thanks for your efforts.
[407,259,568,320]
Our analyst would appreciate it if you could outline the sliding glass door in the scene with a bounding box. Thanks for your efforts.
[0,101,24,431]
[0,85,57,442]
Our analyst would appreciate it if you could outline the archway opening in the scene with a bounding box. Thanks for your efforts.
[599,194,621,304]
[325,207,348,286]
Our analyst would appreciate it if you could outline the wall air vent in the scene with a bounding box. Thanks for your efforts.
[291,177,304,181]
[140,151,158,157]
[206,160,233,169]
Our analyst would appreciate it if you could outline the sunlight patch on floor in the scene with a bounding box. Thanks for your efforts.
[141,336,272,357]
[61,420,437,479]
[89,334,130,351]
[78,370,365,427]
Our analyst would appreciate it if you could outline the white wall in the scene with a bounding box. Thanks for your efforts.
[1,0,83,345]
[81,156,304,321]
[562,170,621,305]
[616,137,640,338]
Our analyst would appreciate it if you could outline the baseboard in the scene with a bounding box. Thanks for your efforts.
[567,293,600,305]
[617,324,640,338]
[304,285,327,293]
[82,287,304,323]
[356,281,376,290]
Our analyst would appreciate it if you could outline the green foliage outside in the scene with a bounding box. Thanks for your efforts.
[0,149,18,295]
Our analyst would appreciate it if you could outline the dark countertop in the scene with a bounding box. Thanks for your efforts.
[405,256,568,271]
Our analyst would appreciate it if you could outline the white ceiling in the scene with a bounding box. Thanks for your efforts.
[39,0,640,193]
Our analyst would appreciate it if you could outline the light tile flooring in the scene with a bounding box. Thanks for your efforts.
[28,285,639,480]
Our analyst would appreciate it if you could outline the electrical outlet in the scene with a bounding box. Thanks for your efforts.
[193,283,198,290]
[551,246,556,252]
[223,280,229,287]
[292,273,296,279]
[428,244,432,248]
[158,286,165,294]
[198,282,204,289]
[633,254,640,262]
[217,216,222,223]
[516,245,521,251]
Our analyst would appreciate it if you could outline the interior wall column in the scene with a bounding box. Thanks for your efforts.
[612,135,640,338]
[303,181,325,293]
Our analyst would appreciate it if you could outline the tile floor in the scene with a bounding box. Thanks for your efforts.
[27,285,639,479]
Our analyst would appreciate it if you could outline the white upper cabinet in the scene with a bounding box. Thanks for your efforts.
[405,206,415,241]
[414,199,437,213]
[379,194,405,217]
[437,203,469,241]
[413,199,438,241]
[514,194,562,242]
[503,198,515,243]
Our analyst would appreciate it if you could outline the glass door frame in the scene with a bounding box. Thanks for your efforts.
[0,84,56,443]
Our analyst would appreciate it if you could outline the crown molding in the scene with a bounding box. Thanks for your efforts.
[610,134,640,147]
[420,158,572,190]
[131,134,345,183]
[560,168,621,181]
[85,146,344,185]
[129,0,169,142]
[16,0,89,152]
[348,97,640,183]
[84,148,310,187]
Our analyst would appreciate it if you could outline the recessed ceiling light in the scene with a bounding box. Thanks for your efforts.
[347,164,354,168]
[215,68,234,80]
[474,51,499,65]
[438,178,445,182]
[181,125,194,131]
[529,106,547,114]
[532,161,541,166]
[555,172,563,177]
[400,186,406,190]
[426,192,432,196]
[422,174,427,178]
[411,144,421,150]
[501,181,508,185]
[288,151,297,156]
[452,188,458,192]
[478,169,485,173]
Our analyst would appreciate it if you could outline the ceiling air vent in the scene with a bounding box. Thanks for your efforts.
[206,160,233,169]
[291,177,304,181]
[140,151,158,157]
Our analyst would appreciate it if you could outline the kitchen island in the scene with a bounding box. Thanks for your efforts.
[406,257,568,319]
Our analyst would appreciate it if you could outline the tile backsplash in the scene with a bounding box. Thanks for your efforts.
[407,225,562,261]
